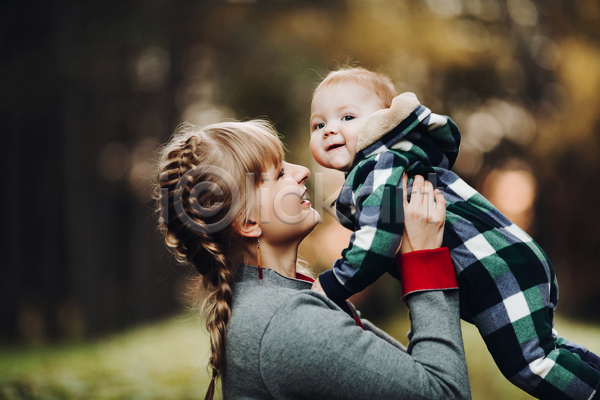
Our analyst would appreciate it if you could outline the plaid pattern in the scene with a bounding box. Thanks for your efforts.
[322,103,600,400]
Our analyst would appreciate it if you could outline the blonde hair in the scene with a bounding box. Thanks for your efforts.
[154,120,284,400]
[313,67,397,108]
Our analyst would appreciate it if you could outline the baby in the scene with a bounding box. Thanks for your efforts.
[309,67,600,400]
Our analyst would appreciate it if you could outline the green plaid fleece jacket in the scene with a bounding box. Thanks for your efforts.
[319,94,600,400]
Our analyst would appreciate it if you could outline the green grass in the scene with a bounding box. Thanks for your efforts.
[464,315,600,399]
[0,315,216,400]
[383,315,600,400]
[1,313,599,399]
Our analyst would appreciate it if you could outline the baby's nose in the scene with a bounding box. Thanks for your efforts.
[324,125,338,138]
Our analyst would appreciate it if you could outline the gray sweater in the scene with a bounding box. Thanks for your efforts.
[222,265,471,399]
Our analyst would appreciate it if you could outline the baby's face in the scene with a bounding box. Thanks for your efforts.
[310,83,384,171]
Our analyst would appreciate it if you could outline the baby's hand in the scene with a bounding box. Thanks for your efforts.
[311,277,326,296]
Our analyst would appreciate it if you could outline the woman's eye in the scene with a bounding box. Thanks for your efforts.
[277,168,285,179]
[342,115,355,121]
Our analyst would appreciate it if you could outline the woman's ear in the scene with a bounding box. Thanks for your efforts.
[232,219,262,238]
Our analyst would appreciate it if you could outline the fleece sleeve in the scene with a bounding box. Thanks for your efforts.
[398,247,459,299]
[259,289,471,400]
[320,151,409,302]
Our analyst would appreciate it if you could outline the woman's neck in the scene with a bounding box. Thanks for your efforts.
[243,238,299,278]
[261,241,300,278]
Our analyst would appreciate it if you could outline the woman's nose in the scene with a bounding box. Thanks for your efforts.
[289,163,310,185]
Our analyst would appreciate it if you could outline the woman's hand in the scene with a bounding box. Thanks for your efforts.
[399,174,446,254]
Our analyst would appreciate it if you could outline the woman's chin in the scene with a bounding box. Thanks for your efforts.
[296,208,320,241]
[264,208,320,245]
[305,208,321,234]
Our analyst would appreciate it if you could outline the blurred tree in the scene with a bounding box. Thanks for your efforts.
[0,0,203,342]
[2,0,600,344]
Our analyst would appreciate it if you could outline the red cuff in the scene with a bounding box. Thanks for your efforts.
[396,247,458,299]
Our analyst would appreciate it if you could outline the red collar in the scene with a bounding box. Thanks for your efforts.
[295,273,315,283]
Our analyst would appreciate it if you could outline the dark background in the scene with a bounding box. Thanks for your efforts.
[2,0,600,345]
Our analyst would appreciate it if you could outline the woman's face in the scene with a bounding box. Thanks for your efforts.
[256,161,319,245]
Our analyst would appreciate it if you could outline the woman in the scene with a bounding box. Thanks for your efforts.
[155,120,471,399]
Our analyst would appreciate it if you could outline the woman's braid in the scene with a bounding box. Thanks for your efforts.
[155,127,236,400]
[154,120,286,399]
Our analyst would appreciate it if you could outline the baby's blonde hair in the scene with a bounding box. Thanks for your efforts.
[313,67,397,108]
[154,120,283,400]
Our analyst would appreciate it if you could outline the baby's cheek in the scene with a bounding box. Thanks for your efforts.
[309,138,318,155]
[309,139,327,166]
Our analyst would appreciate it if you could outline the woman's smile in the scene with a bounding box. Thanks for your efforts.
[257,161,319,244]
[301,189,311,208]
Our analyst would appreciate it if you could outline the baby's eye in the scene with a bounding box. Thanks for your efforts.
[342,115,355,121]
[313,122,325,131]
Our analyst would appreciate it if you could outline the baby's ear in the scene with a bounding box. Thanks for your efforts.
[232,218,261,238]
[356,92,421,152]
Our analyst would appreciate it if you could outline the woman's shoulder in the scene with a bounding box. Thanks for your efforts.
[229,266,324,331]
[231,278,361,354]
[223,273,352,398]
[230,277,331,329]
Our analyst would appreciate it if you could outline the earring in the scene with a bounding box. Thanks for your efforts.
[257,237,263,280]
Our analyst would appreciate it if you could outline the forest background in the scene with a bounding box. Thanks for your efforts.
[1,0,600,399]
